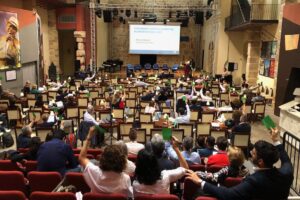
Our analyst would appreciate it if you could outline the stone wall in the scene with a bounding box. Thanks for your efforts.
[48,10,60,74]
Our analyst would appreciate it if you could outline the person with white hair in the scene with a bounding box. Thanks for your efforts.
[83,105,99,125]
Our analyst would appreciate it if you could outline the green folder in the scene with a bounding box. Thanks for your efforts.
[53,107,59,113]
[162,128,172,141]
[262,115,276,130]
[86,92,91,98]
[182,95,187,103]
[241,95,247,104]
[32,112,36,118]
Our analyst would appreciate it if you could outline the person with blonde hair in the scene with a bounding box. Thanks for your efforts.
[196,146,249,184]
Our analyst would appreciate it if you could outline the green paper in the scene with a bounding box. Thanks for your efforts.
[182,95,187,102]
[192,81,195,86]
[86,93,91,98]
[59,115,63,121]
[53,107,59,113]
[241,95,247,104]
[95,125,106,134]
[162,128,172,141]
[262,115,276,130]
[32,112,36,117]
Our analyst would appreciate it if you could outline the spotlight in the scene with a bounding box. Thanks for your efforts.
[125,10,131,17]
[134,10,138,18]
[95,9,102,18]
[113,8,118,16]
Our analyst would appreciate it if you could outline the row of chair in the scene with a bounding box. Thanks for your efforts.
[127,63,179,71]
[0,170,239,200]
[0,191,184,200]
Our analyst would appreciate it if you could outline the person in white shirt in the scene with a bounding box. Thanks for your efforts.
[115,140,136,175]
[84,71,96,82]
[83,105,99,125]
[175,103,191,123]
[126,129,145,155]
[133,136,189,195]
[79,127,133,198]
[135,79,149,87]
[145,101,156,115]
[217,100,233,116]
[199,88,212,102]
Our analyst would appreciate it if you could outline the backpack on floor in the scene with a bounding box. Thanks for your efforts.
[2,132,14,148]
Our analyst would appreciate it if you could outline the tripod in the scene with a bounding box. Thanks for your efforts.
[104,97,118,145]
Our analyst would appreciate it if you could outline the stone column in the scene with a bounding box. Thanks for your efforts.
[246,40,260,86]
[74,31,86,71]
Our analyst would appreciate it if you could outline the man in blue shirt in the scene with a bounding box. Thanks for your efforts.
[167,136,201,165]
[37,130,78,176]
[17,121,35,148]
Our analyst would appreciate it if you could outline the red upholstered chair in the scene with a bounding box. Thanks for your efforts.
[0,160,21,171]
[24,160,38,172]
[74,154,94,160]
[207,165,224,173]
[0,190,26,200]
[17,148,29,154]
[196,197,218,200]
[28,171,62,192]
[222,177,243,188]
[182,178,200,200]
[87,149,102,158]
[30,192,76,200]
[65,172,90,194]
[135,194,179,200]
[127,154,137,163]
[83,192,127,200]
[0,171,27,194]
[189,164,206,172]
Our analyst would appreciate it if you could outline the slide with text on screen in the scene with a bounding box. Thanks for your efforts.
[129,24,181,55]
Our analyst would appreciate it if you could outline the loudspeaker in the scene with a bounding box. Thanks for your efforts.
[228,62,235,72]
[103,10,112,22]
[195,11,204,25]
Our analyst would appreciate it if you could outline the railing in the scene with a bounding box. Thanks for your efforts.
[225,2,279,30]
[283,132,300,196]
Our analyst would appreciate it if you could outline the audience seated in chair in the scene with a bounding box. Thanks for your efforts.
[146,134,176,171]
[79,127,133,198]
[126,129,145,155]
[115,140,136,175]
[11,137,42,163]
[207,137,229,167]
[167,136,201,165]
[196,146,249,185]
[230,114,251,139]
[17,120,35,148]
[186,128,293,200]
[197,136,217,158]
[133,136,189,195]
[37,130,78,176]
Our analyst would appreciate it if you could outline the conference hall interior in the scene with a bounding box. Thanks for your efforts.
[0,0,300,199]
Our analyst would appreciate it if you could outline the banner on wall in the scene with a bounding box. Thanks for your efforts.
[0,11,21,70]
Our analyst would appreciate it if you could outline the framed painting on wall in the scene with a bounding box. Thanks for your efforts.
[0,11,21,70]
[5,69,16,81]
